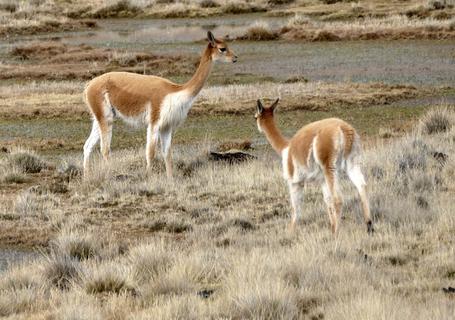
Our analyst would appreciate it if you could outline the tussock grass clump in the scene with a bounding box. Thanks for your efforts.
[7,149,49,173]
[419,106,454,134]
[0,287,40,317]
[143,217,193,234]
[83,262,135,295]
[51,230,100,260]
[14,190,60,216]
[0,166,28,184]
[129,241,173,281]
[43,254,80,289]
[0,264,41,291]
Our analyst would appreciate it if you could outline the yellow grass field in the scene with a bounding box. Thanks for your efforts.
[1,0,455,319]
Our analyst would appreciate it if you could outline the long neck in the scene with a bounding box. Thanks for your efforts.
[182,46,213,97]
[261,117,289,154]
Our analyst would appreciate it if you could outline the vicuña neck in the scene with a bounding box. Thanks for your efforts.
[262,117,289,154]
[182,45,213,97]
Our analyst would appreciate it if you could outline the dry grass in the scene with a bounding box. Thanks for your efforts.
[282,15,455,41]
[0,107,454,318]
[0,80,423,120]
[3,0,451,33]
[237,14,455,41]
[238,20,280,40]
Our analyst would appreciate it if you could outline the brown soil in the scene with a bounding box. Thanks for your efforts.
[0,19,97,37]
[1,41,197,81]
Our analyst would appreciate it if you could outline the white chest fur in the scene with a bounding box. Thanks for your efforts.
[158,90,195,130]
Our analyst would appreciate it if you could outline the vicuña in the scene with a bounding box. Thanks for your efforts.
[83,31,237,178]
[255,99,373,234]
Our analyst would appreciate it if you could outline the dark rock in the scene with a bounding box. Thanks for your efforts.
[209,150,256,164]
[197,289,215,299]
[416,196,429,209]
[432,151,448,166]
[442,287,455,293]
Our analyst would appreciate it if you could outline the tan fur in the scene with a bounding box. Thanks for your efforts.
[83,33,237,178]
[256,100,373,235]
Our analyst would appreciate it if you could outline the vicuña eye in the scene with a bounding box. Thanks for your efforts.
[219,48,226,53]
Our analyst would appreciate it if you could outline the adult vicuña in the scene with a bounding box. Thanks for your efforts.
[255,99,373,234]
[83,31,237,178]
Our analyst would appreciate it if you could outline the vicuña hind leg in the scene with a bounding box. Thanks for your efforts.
[288,181,304,231]
[323,168,342,235]
[99,120,113,162]
[146,124,159,170]
[347,163,373,234]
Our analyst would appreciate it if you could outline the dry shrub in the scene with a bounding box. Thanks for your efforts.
[91,0,142,18]
[426,0,447,10]
[7,149,48,173]
[320,0,343,4]
[217,140,252,152]
[286,14,311,28]
[419,106,454,134]
[241,21,279,40]
[221,1,266,14]
[0,1,17,12]
[268,0,295,5]
[199,0,219,8]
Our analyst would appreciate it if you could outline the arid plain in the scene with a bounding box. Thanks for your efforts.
[0,0,454,319]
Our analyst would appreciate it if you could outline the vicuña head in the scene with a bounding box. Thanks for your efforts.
[255,98,373,235]
[83,31,236,179]
[206,31,237,63]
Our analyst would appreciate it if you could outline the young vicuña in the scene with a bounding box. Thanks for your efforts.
[255,99,373,234]
[83,31,237,178]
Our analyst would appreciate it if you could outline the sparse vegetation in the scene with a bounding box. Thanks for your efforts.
[0,108,454,318]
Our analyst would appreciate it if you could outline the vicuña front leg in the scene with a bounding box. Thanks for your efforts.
[83,120,100,176]
[160,128,173,178]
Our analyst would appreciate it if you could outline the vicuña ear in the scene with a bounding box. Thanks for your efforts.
[257,99,264,114]
[207,31,216,47]
[270,98,279,112]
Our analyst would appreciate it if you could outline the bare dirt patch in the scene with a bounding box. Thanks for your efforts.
[1,41,197,81]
